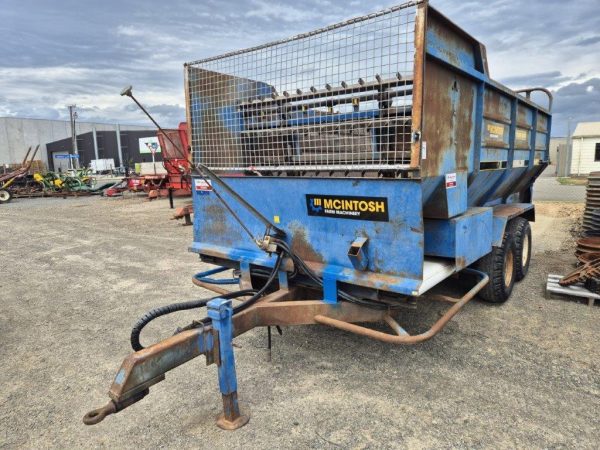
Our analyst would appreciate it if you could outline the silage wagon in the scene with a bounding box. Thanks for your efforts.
[85,0,552,429]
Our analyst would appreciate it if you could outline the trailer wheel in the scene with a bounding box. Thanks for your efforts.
[507,217,531,281]
[0,189,12,204]
[475,232,516,303]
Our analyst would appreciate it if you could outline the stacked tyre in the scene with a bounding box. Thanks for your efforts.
[583,172,600,236]
[474,217,531,303]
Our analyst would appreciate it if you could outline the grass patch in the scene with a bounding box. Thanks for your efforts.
[557,177,588,186]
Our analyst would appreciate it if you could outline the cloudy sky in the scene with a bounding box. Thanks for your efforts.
[1,0,598,136]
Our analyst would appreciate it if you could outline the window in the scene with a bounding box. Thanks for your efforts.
[595,143,600,162]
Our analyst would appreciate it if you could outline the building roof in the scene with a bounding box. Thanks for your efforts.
[0,116,156,131]
[572,122,600,138]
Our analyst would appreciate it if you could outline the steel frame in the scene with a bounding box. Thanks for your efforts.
[83,268,487,429]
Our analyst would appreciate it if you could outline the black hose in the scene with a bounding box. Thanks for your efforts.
[130,253,284,351]
[273,238,395,310]
[130,233,394,352]
[130,289,256,351]
[233,252,283,314]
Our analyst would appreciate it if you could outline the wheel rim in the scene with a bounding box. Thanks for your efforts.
[0,190,10,201]
[504,248,514,288]
[522,233,530,267]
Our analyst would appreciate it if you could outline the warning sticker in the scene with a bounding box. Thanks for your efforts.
[194,179,212,195]
[487,123,504,140]
[445,173,457,189]
[516,129,529,142]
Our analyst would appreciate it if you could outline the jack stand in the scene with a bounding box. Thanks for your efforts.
[207,298,250,430]
[172,205,193,226]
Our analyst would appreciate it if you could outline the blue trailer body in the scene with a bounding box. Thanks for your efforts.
[186,1,551,302]
[191,177,425,296]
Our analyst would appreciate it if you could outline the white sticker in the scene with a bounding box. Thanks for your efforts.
[445,173,457,189]
[421,141,427,160]
[194,179,212,191]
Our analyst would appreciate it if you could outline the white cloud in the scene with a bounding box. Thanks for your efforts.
[0,0,598,134]
[245,0,323,23]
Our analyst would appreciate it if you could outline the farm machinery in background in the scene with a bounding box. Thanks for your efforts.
[0,145,40,203]
[109,86,193,221]
[32,168,97,194]
[1,145,97,200]
[104,122,192,200]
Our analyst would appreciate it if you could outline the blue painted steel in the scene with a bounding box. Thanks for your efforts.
[322,271,338,304]
[207,299,239,398]
[194,267,239,285]
[421,170,468,219]
[471,82,485,175]
[188,4,551,302]
[479,98,518,205]
[190,240,423,295]
[192,177,424,296]
[527,111,538,168]
[277,270,289,290]
[424,207,493,267]
[426,28,476,75]
[286,110,378,126]
[492,214,509,247]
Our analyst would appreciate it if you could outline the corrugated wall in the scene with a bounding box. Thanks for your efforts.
[0,117,155,166]
[570,136,600,175]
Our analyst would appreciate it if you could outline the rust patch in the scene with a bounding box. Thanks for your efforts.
[203,203,242,245]
[288,222,324,263]
[484,90,511,122]
[422,61,474,177]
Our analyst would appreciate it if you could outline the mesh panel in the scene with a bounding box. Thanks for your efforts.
[187,1,420,172]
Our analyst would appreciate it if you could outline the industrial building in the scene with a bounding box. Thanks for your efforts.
[568,122,600,176]
[46,129,163,172]
[0,117,156,170]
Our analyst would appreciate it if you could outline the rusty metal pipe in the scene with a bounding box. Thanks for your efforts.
[383,314,408,335]
[20,146,32,166]
[25,145,40,170]
[515,87,553,110]
[314,269,488,344]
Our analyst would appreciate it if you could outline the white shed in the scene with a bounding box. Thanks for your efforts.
[569,122,600,176]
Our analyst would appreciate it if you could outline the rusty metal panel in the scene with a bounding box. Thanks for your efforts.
[421,60,475,218]
[425,9,477,71]
[484,88,512,123]
[421,62,476,176]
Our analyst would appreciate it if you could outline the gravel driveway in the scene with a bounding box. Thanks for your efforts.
[0,197,598,449]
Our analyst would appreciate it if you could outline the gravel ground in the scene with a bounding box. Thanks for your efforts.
[0,196,598,449]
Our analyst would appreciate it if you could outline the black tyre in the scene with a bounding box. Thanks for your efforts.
[0,189,12,204]
[507,217,531,281]
[474,232,516,303]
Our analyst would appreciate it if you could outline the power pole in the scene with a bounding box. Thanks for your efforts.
[68,105,80,169]
[566,116,572,177]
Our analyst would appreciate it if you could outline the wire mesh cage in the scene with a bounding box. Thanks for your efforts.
[186,1,420,172]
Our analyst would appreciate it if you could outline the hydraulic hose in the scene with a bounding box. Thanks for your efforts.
[130,289,256,351]
[130,253,284,351]
[272,238,395,310]
[130,232,394,353]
